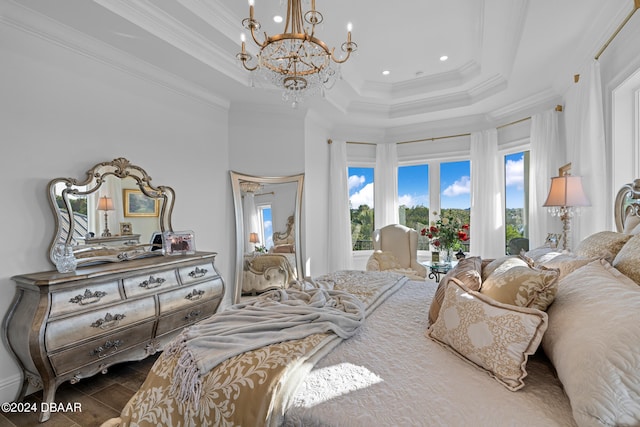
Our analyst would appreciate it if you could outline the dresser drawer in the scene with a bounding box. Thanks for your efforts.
[50,281,122,318]
[155,301,218,337]
[158,277,224,314]
[123,269,180,298]
[178,262,218,285]
[49,321,154,376]
[46,297,156,351]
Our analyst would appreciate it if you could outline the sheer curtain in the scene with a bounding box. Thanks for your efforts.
[470,129,505,258]
[564,60,607,247]
[374,143,398,229]
[327,140,353,271]
[242,192,260,252]
[529,109,562,248]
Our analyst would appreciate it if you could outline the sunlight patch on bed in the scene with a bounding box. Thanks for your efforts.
[292,363,383,408]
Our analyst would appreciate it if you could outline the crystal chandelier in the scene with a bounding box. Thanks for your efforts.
[237,0,357,108]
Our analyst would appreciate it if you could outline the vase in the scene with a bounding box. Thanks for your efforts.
[441,248,453,264]
[54,244,77,273]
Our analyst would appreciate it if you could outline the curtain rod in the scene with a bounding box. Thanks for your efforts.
[595,0,640,60]
[332,105,562,146]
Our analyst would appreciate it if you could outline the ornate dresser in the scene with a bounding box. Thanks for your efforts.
[4,251,224,422]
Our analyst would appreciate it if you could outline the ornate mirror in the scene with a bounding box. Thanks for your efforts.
[230,171,304,303]
[48,157,174,266]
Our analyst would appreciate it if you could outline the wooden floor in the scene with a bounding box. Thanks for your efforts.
[0,354,159,427]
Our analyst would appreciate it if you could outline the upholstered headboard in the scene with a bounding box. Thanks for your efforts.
[614,179,640,233]
[272,215,295,252]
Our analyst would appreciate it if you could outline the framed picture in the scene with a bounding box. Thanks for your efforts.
[120,222,133,235]
[123,189,159,217]
[162,230,196,256]
[431,251,440,263]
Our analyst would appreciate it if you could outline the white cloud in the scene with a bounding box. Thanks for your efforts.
[443,176,470,197]
[348,175,366,191]
[505,157,524,189]
[350,182,374,208]
[399,194,414,207]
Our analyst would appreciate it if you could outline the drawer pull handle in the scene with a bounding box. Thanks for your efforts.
[188,267,208,279]
[185,289,205,301]
[91,313,126,329]
[184,310,202,321]
[90,339,123,358]
[69,289,107,305]
[139,276,166,289]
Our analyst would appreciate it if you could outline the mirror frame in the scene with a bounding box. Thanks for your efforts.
[48,157,175,266]
[230,171,304,304]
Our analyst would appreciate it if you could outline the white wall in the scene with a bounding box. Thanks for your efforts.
[0,21,232,402]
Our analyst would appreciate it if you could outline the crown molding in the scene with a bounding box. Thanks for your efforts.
[2,0,230,110]
[93,0,242,86]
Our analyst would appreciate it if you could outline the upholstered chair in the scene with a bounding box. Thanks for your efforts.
[366,224,427,280]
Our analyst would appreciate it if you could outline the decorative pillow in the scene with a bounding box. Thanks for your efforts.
[480,265,559,311]
[272,244,294,253]
[427,279,548,391]
[622,210,640,234]
[481,256,529,282]
[612,234,640,286]
[372,251,402,270]
[542,259,640,427]
[523,246,556,263]
[539,253,596,280]
[573,231,632,263]
[428,257,482,324]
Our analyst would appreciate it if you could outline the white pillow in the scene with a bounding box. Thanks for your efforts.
[427,279,548,391]
[542,259,640,426]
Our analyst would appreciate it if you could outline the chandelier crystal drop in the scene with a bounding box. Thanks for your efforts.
[236,0,357,108]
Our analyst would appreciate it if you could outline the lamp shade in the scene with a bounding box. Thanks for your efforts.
[97,196,115,211]
[249,232,260,244]
[543,175,591,207]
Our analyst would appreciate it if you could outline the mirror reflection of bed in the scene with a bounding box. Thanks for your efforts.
[243,215,298,295]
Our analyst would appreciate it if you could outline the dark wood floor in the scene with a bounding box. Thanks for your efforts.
[0,354,159,427]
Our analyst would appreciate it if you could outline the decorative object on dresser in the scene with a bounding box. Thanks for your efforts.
[4,253,224,423]
[47,157,175,266]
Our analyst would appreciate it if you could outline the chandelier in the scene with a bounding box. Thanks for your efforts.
[237,0,357,108]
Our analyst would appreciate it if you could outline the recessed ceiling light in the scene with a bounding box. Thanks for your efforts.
[440,55,448,62]
[273,15,283,23]
[382,70,390,76]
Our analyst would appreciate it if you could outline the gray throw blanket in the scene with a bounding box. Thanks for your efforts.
[166,287,365,408]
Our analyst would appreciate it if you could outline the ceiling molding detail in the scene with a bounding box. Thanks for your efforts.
[93,0,243,85]
[2,0,230,110]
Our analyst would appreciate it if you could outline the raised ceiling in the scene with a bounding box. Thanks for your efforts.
[6,0,634,139]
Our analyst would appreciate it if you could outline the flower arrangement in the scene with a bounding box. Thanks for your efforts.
[420,212,470,256]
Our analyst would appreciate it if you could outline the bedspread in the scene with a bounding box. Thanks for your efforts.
[103,270,408,427]
[283,279,576,427]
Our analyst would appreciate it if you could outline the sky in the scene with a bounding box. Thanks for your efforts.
[348,152,525,210]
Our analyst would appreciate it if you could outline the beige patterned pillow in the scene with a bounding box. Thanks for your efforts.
[480,266,559,311]
[524,246,556,263]
[372,251,402,270]
[574,231,632,263]
[540,253,596,280]
[612,234,640,285]
[428,257,482,324]
[481,256,529,281]
[427,279,548,391]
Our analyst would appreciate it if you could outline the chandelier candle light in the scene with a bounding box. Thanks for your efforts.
[543,163,591,251]
[237,0,357,107]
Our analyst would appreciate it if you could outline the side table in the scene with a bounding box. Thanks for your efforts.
[425,262,453,282]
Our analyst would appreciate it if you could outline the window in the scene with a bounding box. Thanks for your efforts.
[257,205,272,249]
[398,164,430,249]
[440,160,471,251]
[348,167,374,250]
[505,151,529,251]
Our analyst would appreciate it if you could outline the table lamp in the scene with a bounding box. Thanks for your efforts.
[97,196,115,237]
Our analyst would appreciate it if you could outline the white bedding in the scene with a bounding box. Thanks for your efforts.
[283,279,576,427]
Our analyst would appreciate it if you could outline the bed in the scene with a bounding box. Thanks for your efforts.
[102,182,640,427]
